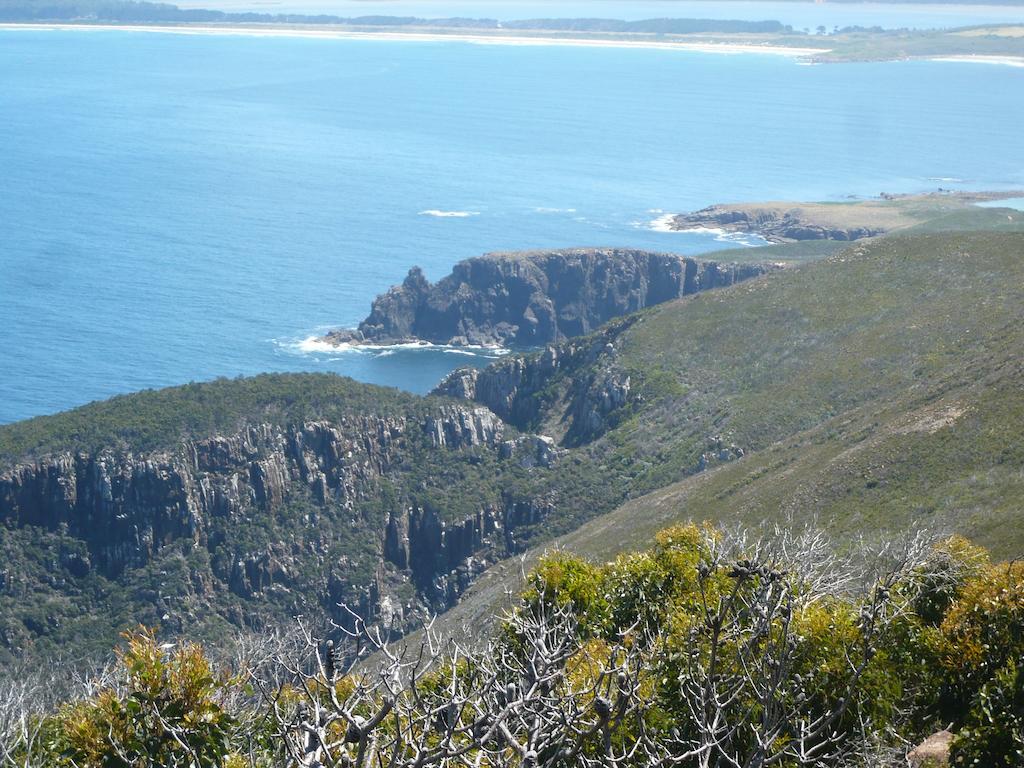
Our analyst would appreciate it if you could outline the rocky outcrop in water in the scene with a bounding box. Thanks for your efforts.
[321,248,774,348]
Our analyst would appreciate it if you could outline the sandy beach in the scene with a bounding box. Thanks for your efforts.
[0,22,828,57]
[929,54,1024,68]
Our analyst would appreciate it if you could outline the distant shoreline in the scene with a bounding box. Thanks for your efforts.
[4,21,1024,65]
[0,22,829,57]
[928,53,1024,66]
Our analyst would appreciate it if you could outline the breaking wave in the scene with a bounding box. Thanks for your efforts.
[283,335,510,358]
[418,209,479,218]
[646,214,766,248]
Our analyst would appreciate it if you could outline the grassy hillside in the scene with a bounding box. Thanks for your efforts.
[437,230,1024,635]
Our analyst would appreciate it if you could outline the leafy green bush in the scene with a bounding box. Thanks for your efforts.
[936,561,1024,713]
[45,628,240,767]
[950,660,1024,768]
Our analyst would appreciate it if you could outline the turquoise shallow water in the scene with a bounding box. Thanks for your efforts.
[1,29,1023,424]
[977,196,1024,210]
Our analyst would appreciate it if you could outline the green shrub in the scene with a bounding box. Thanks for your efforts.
[909,536,990,626]
[937,561,1024,716]
[950,660,1024,768]
[47,627,240,767]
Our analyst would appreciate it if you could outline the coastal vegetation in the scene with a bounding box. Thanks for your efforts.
[1,524,1020,767]
[0,0,789,32]
[0,373,425,463]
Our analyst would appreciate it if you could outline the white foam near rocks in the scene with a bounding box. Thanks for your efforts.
[646,215,767,247]
[648,213,680,232]
[293,335,508,357]
[297,335,354,353]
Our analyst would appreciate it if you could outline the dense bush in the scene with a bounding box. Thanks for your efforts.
[940,560,1024,766]
[38,628,241,766]
[1,524,1021,767]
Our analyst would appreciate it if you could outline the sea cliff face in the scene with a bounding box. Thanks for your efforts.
[0,399,565,655]
[0,418,407,576]
[323,248,774,348]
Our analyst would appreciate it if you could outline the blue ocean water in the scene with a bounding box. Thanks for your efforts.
[1,29,1023,424]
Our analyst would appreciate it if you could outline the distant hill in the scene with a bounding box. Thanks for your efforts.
[0,0,790,32]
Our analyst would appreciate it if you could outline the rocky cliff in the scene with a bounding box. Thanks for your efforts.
[1,418,404,577]
[434,318,639,446]
[321,248,774,348]
[0,390,567,659]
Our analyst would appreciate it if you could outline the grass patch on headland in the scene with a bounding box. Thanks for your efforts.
[706,240,849,265]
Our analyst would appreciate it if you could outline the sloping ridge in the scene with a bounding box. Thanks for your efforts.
[433,231,1024,635]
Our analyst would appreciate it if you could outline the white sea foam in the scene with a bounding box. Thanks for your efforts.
[291,335,509,357]
[927,176,966,183]
[419,209,479,218]
[648,213,679,232]
[647,216,766,247]
[297,335,355,354]
[533,207,577,214]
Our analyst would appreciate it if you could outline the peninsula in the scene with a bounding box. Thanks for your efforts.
[665,190,1024,243]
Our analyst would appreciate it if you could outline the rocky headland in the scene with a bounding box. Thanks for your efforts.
[665,191,1024,243]
[668,204,888,243]
[319,248,776,349]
